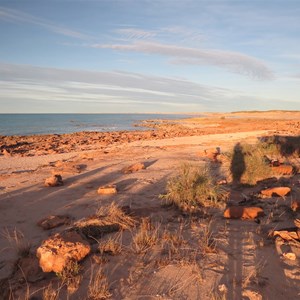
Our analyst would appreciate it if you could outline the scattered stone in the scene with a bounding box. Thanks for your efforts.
[198,147,221,162]
[52,162,84,174]
[223,206,264,219]
[121,162,146,174]
[44,174,63,187]
[282,252,296,260]
[36,231,91,273]
[273,230,299,241]
[271,164,293,175]
[2,149,11,157]
[242,290,262,300]
[261,187,291,198]
[37,215,71,230]
[97,184,117,195]
[217,179,227,185]
[291,200,300,212]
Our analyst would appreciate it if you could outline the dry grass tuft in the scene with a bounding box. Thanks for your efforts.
[161,163,228,212]
[87,266,111,300]
[199,221,217,254]
[132,218,159,254]
[96,202,136,230]
[1,227,31,258]
[98,233,123,256]
[56,260,82,294]
[42,283,61,300]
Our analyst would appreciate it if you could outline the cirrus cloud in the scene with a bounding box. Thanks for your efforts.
[95,40,274,80]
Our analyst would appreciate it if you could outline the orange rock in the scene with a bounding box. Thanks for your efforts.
[273,230,299,241]
[121,162,145,174]
[97,185,117,195]
[36,231,90,273]
[261,187,291,197]
[44,174,63,187]
[197,147,221,162]
[291,200,300,212]
[2,149,11,157]
[223,206,264,219]
[271,164,293,175]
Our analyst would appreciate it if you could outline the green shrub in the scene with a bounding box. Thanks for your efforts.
[161,163,228,212]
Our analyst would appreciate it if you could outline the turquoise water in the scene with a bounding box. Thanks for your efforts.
[0,114,190,136]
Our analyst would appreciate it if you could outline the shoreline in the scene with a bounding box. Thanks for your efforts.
[1,112,300,158]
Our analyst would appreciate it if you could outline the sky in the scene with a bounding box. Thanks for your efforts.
[0,0,300,113]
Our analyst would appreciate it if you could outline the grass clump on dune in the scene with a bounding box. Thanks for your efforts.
[161,163,228,212]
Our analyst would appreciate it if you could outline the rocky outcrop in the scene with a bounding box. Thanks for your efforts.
[223,206,264,219]
[44,174,63,187]
[36,231,90,273]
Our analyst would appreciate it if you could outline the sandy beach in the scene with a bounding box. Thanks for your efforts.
[1,111,300,299]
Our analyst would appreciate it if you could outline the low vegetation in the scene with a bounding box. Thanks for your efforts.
[87,267,111,300]
[224,142,274,185]
[161,163,229,212]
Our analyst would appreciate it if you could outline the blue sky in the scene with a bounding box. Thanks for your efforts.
[0,0,300,113]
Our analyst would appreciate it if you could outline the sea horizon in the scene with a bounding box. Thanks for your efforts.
[0,113,193,136]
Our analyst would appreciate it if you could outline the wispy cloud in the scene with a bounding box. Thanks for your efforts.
[95,41,274,80]
[0,7,91,39]
[116,28,156,40]
[0,62,250,112]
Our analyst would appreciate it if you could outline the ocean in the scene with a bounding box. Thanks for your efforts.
[0,114,191,136]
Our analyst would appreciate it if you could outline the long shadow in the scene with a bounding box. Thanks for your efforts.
[219,141,300,299]
[259,135,300,158]
[230,143,246,185]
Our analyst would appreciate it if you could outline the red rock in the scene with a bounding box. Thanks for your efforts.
[2,149,11,157]
[44,174,63,187]
[271,164,293,175]
[261,187,291,197]
[121,162,145,174]
[36,231,90,273]
[37,215,71,230]
[197,147,221,162]
[273,230,299,241]
[97,185,118,195]
[291,200,300,212]
[223,206,264,219]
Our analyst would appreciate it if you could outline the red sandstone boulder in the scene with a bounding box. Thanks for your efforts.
[36,231,90,273]
[121,162,145,174]
[261,187,291,197]
[223,206,264,219]
[44,174,63,187]
[271,164,293,175]
[97,185,118,195]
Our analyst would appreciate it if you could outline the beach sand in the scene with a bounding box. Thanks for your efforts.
[1,111,300,299]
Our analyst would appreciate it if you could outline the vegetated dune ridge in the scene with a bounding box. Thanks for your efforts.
[0,110,300,299]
